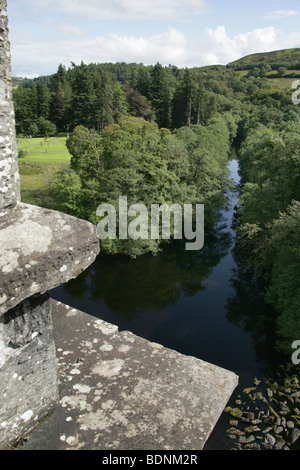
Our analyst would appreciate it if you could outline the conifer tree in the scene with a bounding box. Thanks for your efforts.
[149,63,171,128]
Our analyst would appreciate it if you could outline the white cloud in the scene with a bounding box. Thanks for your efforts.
[44,19,86,37]
[10,25,300,77]
[264,10,298,20]
[13,0,210,21]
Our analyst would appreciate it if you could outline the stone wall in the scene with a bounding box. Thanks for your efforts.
[0,0,100,448]
[0,0,20,217]
[0,294,59,447]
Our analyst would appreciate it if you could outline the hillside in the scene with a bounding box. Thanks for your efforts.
[227,48,300,70]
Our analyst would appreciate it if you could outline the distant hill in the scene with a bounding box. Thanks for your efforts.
[227,48,300,71]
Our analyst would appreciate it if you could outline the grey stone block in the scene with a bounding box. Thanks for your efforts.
[0,294,59,448]
[0,203,100,316]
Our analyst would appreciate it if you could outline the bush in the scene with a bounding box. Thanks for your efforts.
[18,149,26,158]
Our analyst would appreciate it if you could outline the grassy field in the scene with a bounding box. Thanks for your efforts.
[17,136,71,163]
[267,77,297,89]
[17,136,71,206]
[236,70,296,89]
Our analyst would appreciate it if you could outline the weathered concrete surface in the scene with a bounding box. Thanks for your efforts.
[0,203,100,315]
[0,0,20,216]
[20,300,238,450]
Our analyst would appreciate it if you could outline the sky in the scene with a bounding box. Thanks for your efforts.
[6,0,300,78]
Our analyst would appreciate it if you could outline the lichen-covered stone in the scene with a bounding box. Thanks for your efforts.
[20,301,239,450]
[0,294,59,448]
[0,203,100,315]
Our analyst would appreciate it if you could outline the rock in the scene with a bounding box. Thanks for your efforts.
[263,426,274,434]
[290,428,300,445]
[245,426,260,433]
[229,420,239,427]
[265,433,276,447]
[287,421,295,429]
[275,426,284,434]
[274,436,285,450]
[241,411,254,422]
[251,419,262,425]
[227,427,245,436]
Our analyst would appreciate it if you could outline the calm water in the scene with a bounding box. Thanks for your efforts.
[50,159,285,449]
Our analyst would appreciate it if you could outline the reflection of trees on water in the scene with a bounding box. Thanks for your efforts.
[63,225,232,321]
[225,242,289,375]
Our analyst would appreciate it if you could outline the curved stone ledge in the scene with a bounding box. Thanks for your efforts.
[0,203,100,315]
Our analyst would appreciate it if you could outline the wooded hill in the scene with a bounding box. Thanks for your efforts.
[227,48,300,70]
[12,48,300,137]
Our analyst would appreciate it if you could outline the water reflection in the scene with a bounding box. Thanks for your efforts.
[54,226,232,321]
[225,243,289,376]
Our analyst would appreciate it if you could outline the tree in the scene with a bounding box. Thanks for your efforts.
[52,167,83,218]
[125,85,154,121]
[112,82,129,123]
[50,84,66,132]
[149,63,171,128]
[277,67,288,78]
[171,68,193,129]
[36,117,57,136]
[69,61,94,129]
[66,116,203,256]
[13,85,31,134]
[36,83,51,119]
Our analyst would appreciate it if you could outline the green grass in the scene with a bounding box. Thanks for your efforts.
[17,136,71,163]
[267,78,295,89]
[228,48,300,69]
[17,136,71,206]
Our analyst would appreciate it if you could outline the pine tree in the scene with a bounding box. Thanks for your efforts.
[69,61,95,129]
[149,63,171,128]
[171,69,193,129]
[50,83,66,132]
[36,83,51,120]
[92,70,114,131]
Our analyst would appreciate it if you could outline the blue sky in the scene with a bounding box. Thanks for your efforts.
[6,0,300,77]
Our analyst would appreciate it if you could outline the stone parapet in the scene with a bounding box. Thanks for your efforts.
[0,203,99,316]
[0,0,100,448]
[0,203,100,447]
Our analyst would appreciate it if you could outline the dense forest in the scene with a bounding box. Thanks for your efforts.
[13,49,300,354]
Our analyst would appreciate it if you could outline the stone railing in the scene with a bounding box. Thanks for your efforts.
[0,0,99,448]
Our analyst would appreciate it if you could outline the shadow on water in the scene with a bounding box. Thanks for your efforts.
[50,159,289,449]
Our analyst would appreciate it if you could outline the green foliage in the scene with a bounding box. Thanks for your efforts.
[149,63,172,128]
[51,166,83,218]
[263,202,300,351]
[236,95,300,352]
[63,115,232,256]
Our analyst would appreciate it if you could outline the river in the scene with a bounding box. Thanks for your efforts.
[50,158,286,449]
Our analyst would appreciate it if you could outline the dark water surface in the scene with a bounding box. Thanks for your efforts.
[50,159,286,449]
